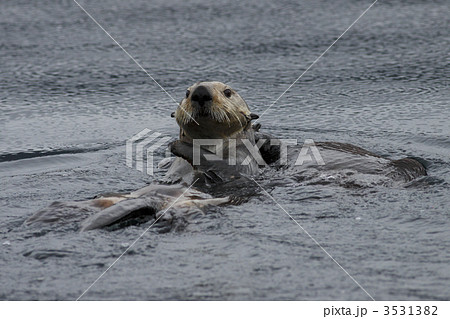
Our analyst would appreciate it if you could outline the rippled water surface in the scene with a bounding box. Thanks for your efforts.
[1,0,449,300]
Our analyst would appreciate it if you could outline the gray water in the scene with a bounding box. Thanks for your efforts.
[1,0,449,300]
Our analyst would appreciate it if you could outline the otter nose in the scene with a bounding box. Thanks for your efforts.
[191,85,212,107]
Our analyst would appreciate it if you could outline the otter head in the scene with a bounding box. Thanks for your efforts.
[174,81,258,140]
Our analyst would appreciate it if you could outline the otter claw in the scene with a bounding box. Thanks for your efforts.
[252,123,262,131]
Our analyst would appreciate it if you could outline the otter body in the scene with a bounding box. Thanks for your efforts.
[26,81,426,230]
[276,141,426,185]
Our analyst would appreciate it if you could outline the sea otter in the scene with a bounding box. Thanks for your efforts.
[26,81,426,230]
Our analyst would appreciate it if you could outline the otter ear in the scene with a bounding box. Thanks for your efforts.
[171,112,175,118]
[249,113,259,120]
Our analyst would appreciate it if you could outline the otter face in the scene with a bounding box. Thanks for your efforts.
[175,81,253,139]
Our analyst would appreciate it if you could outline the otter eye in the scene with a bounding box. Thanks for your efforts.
[186,90,190,98]
[224,89,232,98]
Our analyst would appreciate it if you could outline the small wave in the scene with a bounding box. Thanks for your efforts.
[22,249,75,260]
[0,144,118,163]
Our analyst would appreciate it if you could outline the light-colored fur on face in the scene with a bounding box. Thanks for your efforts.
[175,81,253,140]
